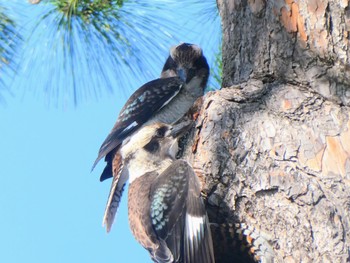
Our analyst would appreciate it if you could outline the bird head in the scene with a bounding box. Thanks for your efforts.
[161,43,209,85]
[120,121,193,180]
[170,43,202,69]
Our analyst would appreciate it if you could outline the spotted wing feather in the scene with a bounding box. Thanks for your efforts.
[150,160,215,263]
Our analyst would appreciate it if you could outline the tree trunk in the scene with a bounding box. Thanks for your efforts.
[185,0,350,262]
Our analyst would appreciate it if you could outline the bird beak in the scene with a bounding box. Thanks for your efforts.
[177,68,186,82]
[178,67,197,83]
[169,120,193,138]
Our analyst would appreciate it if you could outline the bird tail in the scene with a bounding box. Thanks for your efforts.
[211,222,275,263]
[102,165,128,233]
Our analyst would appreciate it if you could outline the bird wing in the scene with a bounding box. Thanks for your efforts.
[99,148,116,182]
[183,163,215,263]
[102,153,128,233]
[149,160,189,262]
[92,77,184,171]
[149,160,214,263]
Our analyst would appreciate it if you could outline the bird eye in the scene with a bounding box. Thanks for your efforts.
[155,127,167,138]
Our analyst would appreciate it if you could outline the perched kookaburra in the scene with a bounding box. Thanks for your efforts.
[93,43,209,180]
[92,43,209,232]
[121,122,215,263]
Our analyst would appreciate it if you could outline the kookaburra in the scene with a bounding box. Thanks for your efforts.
[121,122,215,263]
[92,43,209,232]
[92,43,209,181]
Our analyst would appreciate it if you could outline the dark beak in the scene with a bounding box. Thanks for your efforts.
[177,68,186,82]
[170,120,194,138]
[177,67,197,84]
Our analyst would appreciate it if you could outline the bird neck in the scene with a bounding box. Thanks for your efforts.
[128,157,173,184]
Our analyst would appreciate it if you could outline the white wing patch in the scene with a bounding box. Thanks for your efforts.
[158,84,183,111]
[186,214,204,240]
[124,121,138,131]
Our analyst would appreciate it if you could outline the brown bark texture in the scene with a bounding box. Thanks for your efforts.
[184,0,350,262]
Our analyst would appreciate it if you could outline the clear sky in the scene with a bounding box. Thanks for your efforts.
[0,1,220,262]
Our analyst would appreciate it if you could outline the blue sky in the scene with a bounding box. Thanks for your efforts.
[0,1,221,262]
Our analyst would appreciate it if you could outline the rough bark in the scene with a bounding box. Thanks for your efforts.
[184,0,350,262]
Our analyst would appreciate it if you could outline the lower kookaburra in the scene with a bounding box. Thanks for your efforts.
[121,122,215,263]
[93,43,209,232]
